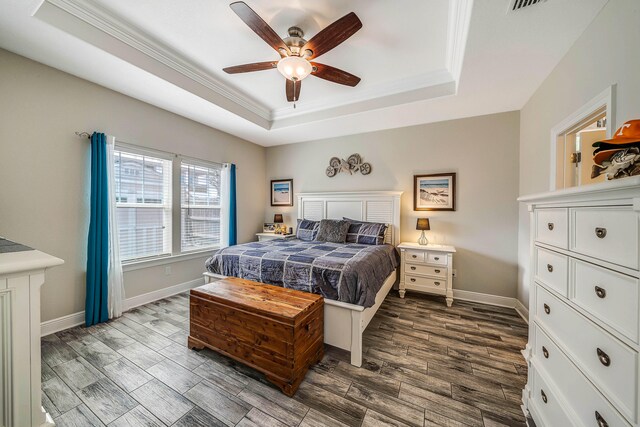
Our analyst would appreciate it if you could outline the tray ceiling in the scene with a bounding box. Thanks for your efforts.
[0,0,609,146]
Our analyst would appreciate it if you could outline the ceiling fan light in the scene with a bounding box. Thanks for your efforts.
[277,56,312,81]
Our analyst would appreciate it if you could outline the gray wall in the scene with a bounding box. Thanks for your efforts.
[266,112,521,298]
[517,0,640,306]
[0,49,267,322]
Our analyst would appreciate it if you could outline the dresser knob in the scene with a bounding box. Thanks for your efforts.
[597,348,611,367]
[595,227,607,239]
[435,269,441,273]
[548,223,554,231]
[410,278,416,283]
[434,257,440,261]
[595,286,607,299]
[434,281,440,286]
[412,255,417,258]
[544,303,550,314]
[410,266,416,271]
[540,389,547,403]
[547,264,553,273]
[595,411,608,427]
[542,346,549,359]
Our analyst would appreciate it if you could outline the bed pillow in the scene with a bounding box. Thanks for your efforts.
[296,219,320,241]
[343,217,388,245]
[315,219,350,243]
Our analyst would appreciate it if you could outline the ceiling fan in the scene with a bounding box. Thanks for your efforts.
[223,2,362,107]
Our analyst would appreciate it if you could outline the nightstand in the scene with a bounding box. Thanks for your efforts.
[397,242,456,307]
[256,233,295,242]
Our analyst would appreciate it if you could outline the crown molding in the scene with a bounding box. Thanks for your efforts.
[34,0,473,130]
[34,0,272,128]
[447,0,474,85]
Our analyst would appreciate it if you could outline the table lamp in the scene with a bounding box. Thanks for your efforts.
[416,218,430,245]
[274,214,284,234]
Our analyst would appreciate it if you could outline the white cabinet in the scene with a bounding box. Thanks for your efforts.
[398,242,456,307]
[520,177,640,427]
[0,239,63,427]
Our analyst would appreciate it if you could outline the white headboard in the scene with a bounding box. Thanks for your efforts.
[296,191,403,246]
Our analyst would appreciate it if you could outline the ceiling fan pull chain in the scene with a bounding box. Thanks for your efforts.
[293,79,297,108]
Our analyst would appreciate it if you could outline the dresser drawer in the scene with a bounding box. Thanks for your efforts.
[570,207,639,270]
[426,252,447,266]
[404,274,446,295]
[535,285,638,421]
[535,208,568,249]
[535,247,568,296]
[533,327,631,427]
[405,250,425,263]
[405,263,446,278]
[571,258,639,343]
[530,367,576,427]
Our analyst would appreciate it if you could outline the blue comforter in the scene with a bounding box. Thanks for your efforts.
[205,239,399,307]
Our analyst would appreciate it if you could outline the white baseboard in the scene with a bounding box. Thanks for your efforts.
[40,277,203,337]
[514,299,530,324]
[452,289,529,323]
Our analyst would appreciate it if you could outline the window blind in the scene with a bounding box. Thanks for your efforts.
[181,160,222,251]
[114,150,172,261]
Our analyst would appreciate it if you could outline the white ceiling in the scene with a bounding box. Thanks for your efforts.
[0,0,608,146]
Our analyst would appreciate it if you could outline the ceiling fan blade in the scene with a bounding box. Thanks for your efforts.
[301,12,362,60]
[230,2,291,57]
[311,63,360,87]
[286,79,301,102]
[223,61,277,74]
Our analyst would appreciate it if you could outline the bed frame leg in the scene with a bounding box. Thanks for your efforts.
[350,310,363,367]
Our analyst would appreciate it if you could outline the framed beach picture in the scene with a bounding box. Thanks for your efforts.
[270,179,294,206]
[414,173,456,211]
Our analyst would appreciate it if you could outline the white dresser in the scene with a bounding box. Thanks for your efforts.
[520,178,640,427]
[398,242,456,307]
[0,239,63,427]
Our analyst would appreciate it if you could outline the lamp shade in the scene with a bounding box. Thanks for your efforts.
[416,218,430,231]
[274,214,284,223]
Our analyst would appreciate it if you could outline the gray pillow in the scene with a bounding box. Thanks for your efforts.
[296,219,320,241]
[315,219,350,243]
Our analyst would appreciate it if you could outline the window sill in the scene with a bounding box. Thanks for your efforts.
[122,248,217,272]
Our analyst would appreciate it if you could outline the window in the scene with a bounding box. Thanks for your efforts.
[181,161,222,251]
[114,149,172,261]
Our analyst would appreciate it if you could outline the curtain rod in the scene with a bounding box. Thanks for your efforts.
[74,131,234,168]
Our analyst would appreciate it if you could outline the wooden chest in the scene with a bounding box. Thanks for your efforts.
[188,277,324,396]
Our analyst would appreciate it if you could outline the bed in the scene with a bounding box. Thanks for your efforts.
[203,191,402,366]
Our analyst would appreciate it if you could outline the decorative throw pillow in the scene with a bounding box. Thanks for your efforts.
[296,219,320,241]
[315,219,350,243]
[343,217,388,245]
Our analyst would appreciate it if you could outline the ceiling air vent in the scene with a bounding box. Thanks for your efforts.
[509,0,547,13]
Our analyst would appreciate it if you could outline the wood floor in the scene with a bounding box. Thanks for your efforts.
[41,290,529,427]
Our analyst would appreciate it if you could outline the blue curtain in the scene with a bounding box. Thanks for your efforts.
[86,132,109,326]
[229,164,237,246]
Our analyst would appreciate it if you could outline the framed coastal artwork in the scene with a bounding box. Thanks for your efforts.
[270,179,294,206]
[413,173,456,211]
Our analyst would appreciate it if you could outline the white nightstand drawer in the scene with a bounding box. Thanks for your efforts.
[570,207,638,270]
[536,284,638,421]
[405,250,425,263]
[571,258,639,343]
[535,247,568,297]
[404,274,446,295]
[530,368,576,427]
[533,326,632,427]
[427,252,447,265]
[535,208,569,250]
[405,263,446,278]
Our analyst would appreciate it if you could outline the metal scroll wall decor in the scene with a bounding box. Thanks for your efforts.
[326,154,371,177]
